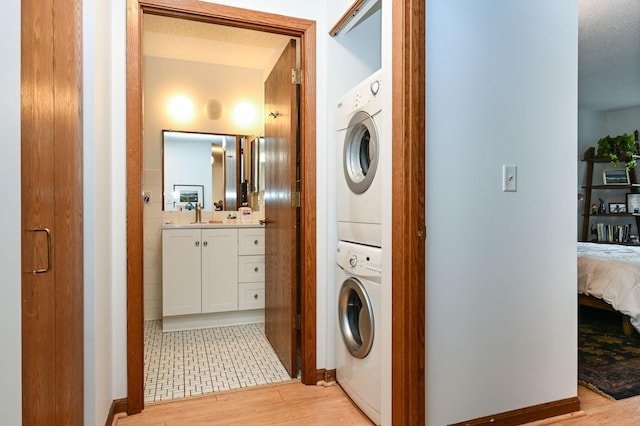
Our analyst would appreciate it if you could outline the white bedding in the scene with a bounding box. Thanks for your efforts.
[578,242,640,333]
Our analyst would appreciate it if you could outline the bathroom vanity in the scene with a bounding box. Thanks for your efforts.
[161,223,265,331]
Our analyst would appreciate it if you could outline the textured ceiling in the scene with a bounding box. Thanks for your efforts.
[143,14,291,73]
[579,0,640,111]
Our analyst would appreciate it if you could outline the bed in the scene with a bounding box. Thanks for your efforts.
[578,242,640,335]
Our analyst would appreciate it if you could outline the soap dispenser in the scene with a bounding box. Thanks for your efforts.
[195,203,202,223]
[238,202,252,223]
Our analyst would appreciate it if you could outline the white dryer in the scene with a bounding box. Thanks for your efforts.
[336,241,382,425]
[336,70,383,248]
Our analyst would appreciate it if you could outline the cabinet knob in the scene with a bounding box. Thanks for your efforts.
[203,241,208,247]
[195,240,200,247]
[254,267,259,272]
[254,239,259,245]
[254,294,259,300]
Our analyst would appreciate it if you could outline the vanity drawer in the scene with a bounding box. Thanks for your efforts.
[238,283,265,310]
[238,228,265,255]
[238,255,265,282]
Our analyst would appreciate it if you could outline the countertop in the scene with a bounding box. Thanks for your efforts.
[162,222,264,229]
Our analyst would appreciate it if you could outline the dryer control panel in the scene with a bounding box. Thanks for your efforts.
[336,241,382,280]
[336,69,382,130]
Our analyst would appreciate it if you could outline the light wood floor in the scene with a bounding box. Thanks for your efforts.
[113,382,640,425]
[113,380,373,426]
[525,385,640,425]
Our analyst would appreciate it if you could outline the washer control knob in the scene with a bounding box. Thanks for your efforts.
[370,80,380,95]
[349,255,358,268]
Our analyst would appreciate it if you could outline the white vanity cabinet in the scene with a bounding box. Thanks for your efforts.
[162,225,265,331]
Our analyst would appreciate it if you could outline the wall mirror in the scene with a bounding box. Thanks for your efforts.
[163,130,238,212]
[163,130,264,212]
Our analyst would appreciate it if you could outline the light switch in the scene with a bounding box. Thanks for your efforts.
[143,191,151,204]
[502,164,517,192]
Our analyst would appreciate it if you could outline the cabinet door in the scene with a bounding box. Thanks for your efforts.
[162,229,202,316]
[202,228,238,313]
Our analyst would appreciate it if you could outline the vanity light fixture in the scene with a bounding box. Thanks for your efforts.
[168,95,194,122]
[232,101,257,128]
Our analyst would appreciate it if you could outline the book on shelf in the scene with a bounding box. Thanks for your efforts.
[595,222,632,243]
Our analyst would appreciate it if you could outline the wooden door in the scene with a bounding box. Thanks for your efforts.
[264,40,299,378]
[21,0,83,424]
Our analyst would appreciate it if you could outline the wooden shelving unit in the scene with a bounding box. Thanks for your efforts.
[581,148,640,243]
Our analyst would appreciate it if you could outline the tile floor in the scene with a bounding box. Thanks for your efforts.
[144,321,293,402]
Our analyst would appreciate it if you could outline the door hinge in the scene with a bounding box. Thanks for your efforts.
[418,223,426,241]
[292,314,301,330]
[291,191,301,208]
[291,68,301,85]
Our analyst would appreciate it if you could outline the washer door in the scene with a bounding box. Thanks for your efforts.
[338,277,374,359]
[343,111,379,194]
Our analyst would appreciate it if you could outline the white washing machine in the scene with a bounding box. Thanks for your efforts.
[336,240,382,425]
[336,70,383,248]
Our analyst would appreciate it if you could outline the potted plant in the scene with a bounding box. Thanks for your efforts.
[596,133,638,169]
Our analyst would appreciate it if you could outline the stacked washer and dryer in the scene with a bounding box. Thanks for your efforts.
[335,70,383,425]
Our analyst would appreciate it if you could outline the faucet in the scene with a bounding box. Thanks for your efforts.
[195,203,202,223]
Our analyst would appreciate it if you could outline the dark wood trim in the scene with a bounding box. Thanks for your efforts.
[449,397,580,426]
[325,369,336,383]
[297,14,318,389]
[126,0,317,415]
[125,0,145,415]
[104,398,128,426]
[328,0,366,36]
[315,368,336,383]
[391,0,426,424]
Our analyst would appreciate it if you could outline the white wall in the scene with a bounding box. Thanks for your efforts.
[604,106,640,137]
[426,1,578,424]
[0,0,22,424]
[85,0,120,423]
[143,56,265,149]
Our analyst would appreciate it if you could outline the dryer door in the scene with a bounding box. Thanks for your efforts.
[338,277,375,359]
[343,111,379,194]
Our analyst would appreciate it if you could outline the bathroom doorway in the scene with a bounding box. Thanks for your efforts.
[126,0,318,414]
[140,16,301,402]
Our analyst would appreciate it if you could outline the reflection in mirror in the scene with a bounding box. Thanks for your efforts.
[163,130,239,211]
[249,136,265,193]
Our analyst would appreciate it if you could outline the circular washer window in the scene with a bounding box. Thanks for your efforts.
[343,111,379,194]
[338,277,374,359]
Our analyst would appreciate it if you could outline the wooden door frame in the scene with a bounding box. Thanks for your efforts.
[391,0,426,424]
[125,0,317,414]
